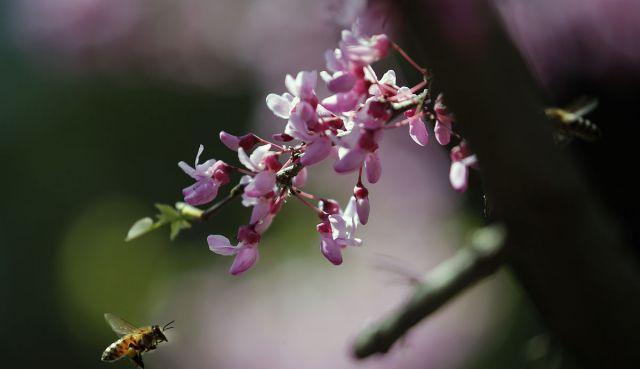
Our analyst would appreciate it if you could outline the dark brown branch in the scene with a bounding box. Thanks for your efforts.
[353,225,507,358]
[384,1,640,368]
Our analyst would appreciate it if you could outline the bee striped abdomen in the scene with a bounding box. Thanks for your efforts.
[567,117,602,141]
[101,336,135,362]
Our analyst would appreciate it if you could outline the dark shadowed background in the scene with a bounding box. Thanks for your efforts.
[1,1,638,368]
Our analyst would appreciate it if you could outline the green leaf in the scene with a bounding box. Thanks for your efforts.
[155,203,180,224]
[169,220,191,240]
[125,217,155,242]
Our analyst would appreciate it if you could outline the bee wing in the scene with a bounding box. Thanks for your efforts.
[104,313,138,336]
[568,97,598,117]
[370,253,423,286]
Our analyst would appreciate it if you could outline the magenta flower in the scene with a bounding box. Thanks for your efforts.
[339,22,390,66]
[219,131,259,152]
[320,91,360,114]
[208,226,261,275]
[434,93,455,146]
[178,145,230,205]
[266,92,295,119]
[238,144,278,198]
[241,191,277,234]
[367,69,398,97]
[449,141,478,192]
[292,167,308,188]
[161,21,485,275]
[320,26,390,115]
[317,197,362,265]
[353,184,370,225]
[266,70,318,119]
[317,221,343,265]
[405,109,429,146]
[300,136,332,166]
[285,70,318,101]
[334,128,382,183]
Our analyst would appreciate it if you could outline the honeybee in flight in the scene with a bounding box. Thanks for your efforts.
[545,97,602,145]
[101,313,174,368]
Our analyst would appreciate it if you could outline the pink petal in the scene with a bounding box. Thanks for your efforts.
[250,199,271,224]
[286,71,317,100]
[292,167,308,188]
[434,121,452,145]
[244,171,276,197]
[219,131,240,151]
[207,235,238,255]
[298,70,317,100]
[254,213,275,234]
[183,180,219,205]
[324,49,345,72]
[327,72,357,93]
[321,92,359,114]
[288,103,312,138]
[409,117,429,146]
[449,161,469,192]
[333,148,367,173]
[300,137,332,166]
[356,196,370,225]
[365,152,382,184]
[320,238,343,265]
[229,246,259,275]
[328,214,348,239]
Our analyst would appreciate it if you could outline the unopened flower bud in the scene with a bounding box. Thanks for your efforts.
[353,185,370,225]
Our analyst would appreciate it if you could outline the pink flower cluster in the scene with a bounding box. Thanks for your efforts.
[177,23,477,275]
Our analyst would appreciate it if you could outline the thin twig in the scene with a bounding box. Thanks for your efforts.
[353,224,507,358]
[201,183,246,220]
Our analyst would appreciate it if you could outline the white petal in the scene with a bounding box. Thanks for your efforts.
[195,144,205,166]
[343,196,358,221]
[266,93,292,119]
[249,144,272,170]
[178,161,196,178]
[238,147,256,171]
[379,70,396,85]
[285,74,298,96]
[449,161,469,192]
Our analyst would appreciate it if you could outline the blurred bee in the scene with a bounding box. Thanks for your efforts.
[545,97,601,145]
[101,313,174,368]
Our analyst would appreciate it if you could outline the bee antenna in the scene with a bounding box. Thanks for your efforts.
[162,320,175,331]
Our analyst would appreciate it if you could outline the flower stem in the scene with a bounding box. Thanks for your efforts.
[391,41,429,77]
[202,183,246,220]
[292,189,322,215]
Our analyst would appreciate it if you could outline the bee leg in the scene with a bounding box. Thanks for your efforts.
[131,353,145,368]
